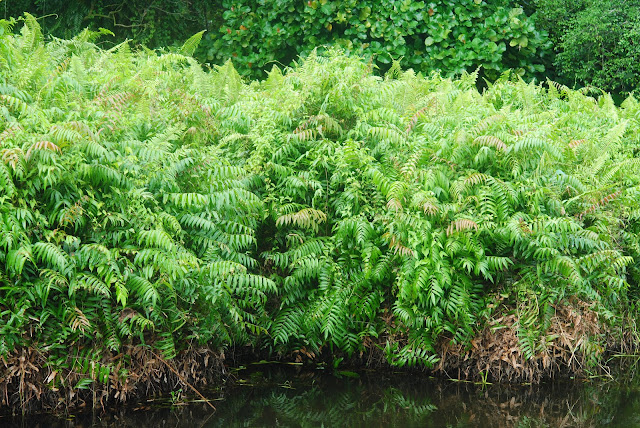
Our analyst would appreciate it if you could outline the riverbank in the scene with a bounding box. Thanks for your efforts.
[2,298,636,416]
[3,17,640,417]
[4,358,640,427]
[0,345,224,415]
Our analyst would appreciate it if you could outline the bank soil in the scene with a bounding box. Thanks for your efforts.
[1,300,636,415]
[1,346,224,415]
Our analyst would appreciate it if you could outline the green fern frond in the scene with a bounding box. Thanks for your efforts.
[179,31,205,57]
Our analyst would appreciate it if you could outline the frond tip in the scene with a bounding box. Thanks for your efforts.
[446,219,479,236]
[276,208,327,232]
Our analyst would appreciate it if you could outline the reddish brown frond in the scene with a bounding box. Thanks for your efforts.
[578,190,623,219]
[405,105,431,135]
[25,140,61,159]
[386,197,403,212]
[446,219,479,236]
[1,147,25,170]
[464,173,490,186]
[385,233,415,257]
[422,201,439,215]
[276,208,327,231]
[473,135,507,151]
[569,139,586,149]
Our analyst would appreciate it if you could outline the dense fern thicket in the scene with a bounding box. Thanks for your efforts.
[0,16,274,406]
[2,16,640,409]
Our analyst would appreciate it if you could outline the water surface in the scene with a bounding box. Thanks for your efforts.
[4,364,640,427]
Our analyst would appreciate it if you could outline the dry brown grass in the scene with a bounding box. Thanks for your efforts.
[434,300,629,383]
[0,345,224,415]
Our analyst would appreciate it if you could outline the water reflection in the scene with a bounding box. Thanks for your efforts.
[4,365,640,427]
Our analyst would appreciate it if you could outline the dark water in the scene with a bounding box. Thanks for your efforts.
[3,364,640,427]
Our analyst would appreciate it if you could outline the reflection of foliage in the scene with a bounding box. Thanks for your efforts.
[192,368,640,428]
[209,371,439,428]
[9,368,640,428]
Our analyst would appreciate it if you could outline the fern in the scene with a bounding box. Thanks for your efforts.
[179,31,205,57]
[2,19,640,390]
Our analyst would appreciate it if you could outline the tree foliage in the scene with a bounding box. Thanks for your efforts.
[533,0,640,94]
[210,0,549,79]
[6,2,549,81]
[2,0,222,50]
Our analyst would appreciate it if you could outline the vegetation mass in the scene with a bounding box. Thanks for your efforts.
[2,15,640,412]
[6,1,640,94]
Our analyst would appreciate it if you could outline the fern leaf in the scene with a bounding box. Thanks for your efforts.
[179,31,205,57]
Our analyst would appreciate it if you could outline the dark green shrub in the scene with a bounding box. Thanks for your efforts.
[207,0,550,79]
[556,0,640,94]
[533,0,640,94]
[2,0,222,49]
[7,1,550,80]
[531,0,588,47]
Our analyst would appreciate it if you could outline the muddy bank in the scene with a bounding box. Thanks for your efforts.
[1,301,637,415]
[432,300,638,383]
[4,364,640,428]
[0,346,224,416]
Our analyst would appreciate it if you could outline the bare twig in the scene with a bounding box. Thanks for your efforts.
[149,350,216,411]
